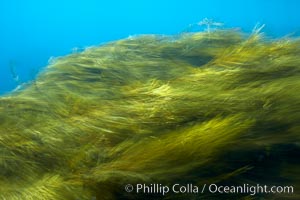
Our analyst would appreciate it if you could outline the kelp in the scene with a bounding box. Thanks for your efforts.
[0,29,299,199]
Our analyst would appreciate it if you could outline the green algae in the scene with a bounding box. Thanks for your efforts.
[0,30,299,199]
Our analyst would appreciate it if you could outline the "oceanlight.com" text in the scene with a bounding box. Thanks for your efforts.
[124,183,294,196]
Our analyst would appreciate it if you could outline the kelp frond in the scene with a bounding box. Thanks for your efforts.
[0,29,299,199]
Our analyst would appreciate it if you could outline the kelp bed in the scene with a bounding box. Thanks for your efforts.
[0,30,299,200]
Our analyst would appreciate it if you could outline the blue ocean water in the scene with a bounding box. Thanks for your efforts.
[0,0,299,95]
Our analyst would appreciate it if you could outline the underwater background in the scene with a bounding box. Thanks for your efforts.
[0,1,300,200]
[0,0,300,94]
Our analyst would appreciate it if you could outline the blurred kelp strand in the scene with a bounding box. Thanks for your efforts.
[198,18,224,33]
[0,29,300,199]
[9,60,20,84]
[8,60,28,93]
[8,61,41,93]
[181,18,224,34]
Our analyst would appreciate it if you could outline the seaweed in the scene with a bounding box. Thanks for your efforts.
[0,29,299,199]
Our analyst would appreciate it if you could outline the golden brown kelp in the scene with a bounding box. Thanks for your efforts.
[0,29,299,199]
